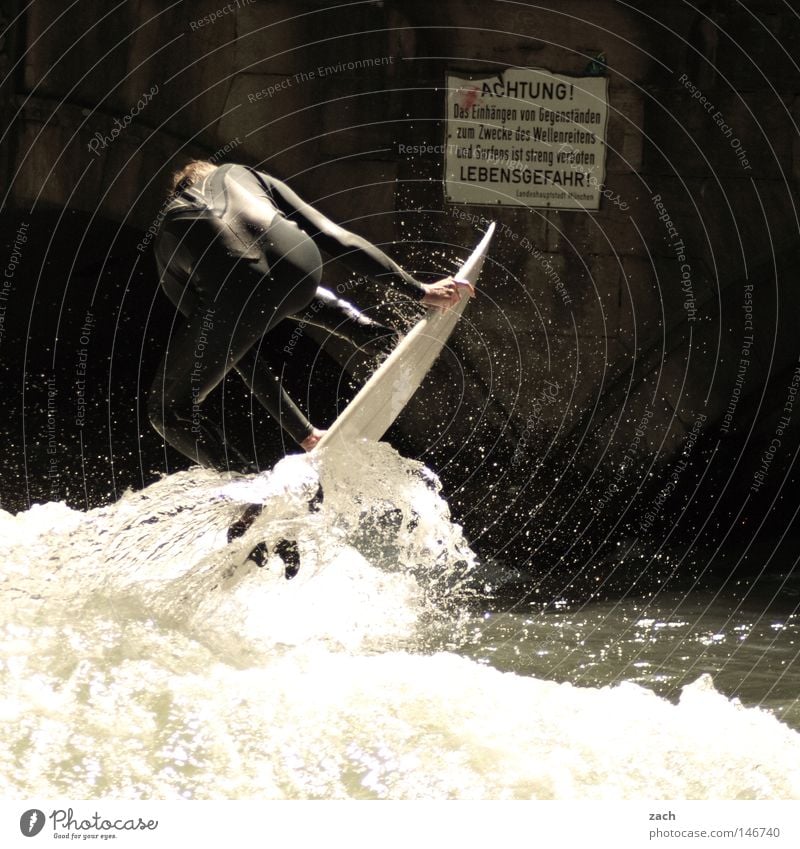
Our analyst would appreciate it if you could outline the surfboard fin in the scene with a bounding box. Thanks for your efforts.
[275,539,300,579]
[227,503,263,542]
[247,541,269,567]
[246,539,299,579]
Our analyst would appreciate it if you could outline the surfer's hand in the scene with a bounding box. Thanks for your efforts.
[421,277,474,310]
[300,428,326,451]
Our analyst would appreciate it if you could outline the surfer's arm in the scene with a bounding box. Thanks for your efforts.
[259,173,427,301]
[420,277,472,309]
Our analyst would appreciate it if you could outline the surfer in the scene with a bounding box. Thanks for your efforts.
[148,160,468,470]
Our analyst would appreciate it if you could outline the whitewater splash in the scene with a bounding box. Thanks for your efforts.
[1,443,475,654]
[1,442,799,799]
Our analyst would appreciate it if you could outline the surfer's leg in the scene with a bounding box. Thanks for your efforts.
[232,346,314,445]
[228,503,263,542]
[148,214,319,468]
[148,302,261,470]
[222,214,332,444]
[290,286,400,357]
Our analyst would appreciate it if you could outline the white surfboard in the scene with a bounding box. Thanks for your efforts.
[315,223,495,451]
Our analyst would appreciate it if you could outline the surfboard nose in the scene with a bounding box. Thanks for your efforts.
[457,222,495,285]
[314,225,495,451]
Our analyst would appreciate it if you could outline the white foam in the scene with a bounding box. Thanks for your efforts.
[1,443,798,799]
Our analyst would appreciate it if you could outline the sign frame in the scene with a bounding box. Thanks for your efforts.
[443,67,611,211]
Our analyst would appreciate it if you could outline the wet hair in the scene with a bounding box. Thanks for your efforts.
[168,159,217,195]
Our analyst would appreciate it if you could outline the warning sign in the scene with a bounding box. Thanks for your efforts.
[445,67,609,209]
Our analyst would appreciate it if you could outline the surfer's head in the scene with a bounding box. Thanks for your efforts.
[168,159,217,195]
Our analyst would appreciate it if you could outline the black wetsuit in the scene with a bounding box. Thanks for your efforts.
[148,163,425,470]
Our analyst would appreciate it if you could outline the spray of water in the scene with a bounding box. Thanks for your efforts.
[1,442,798,799]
